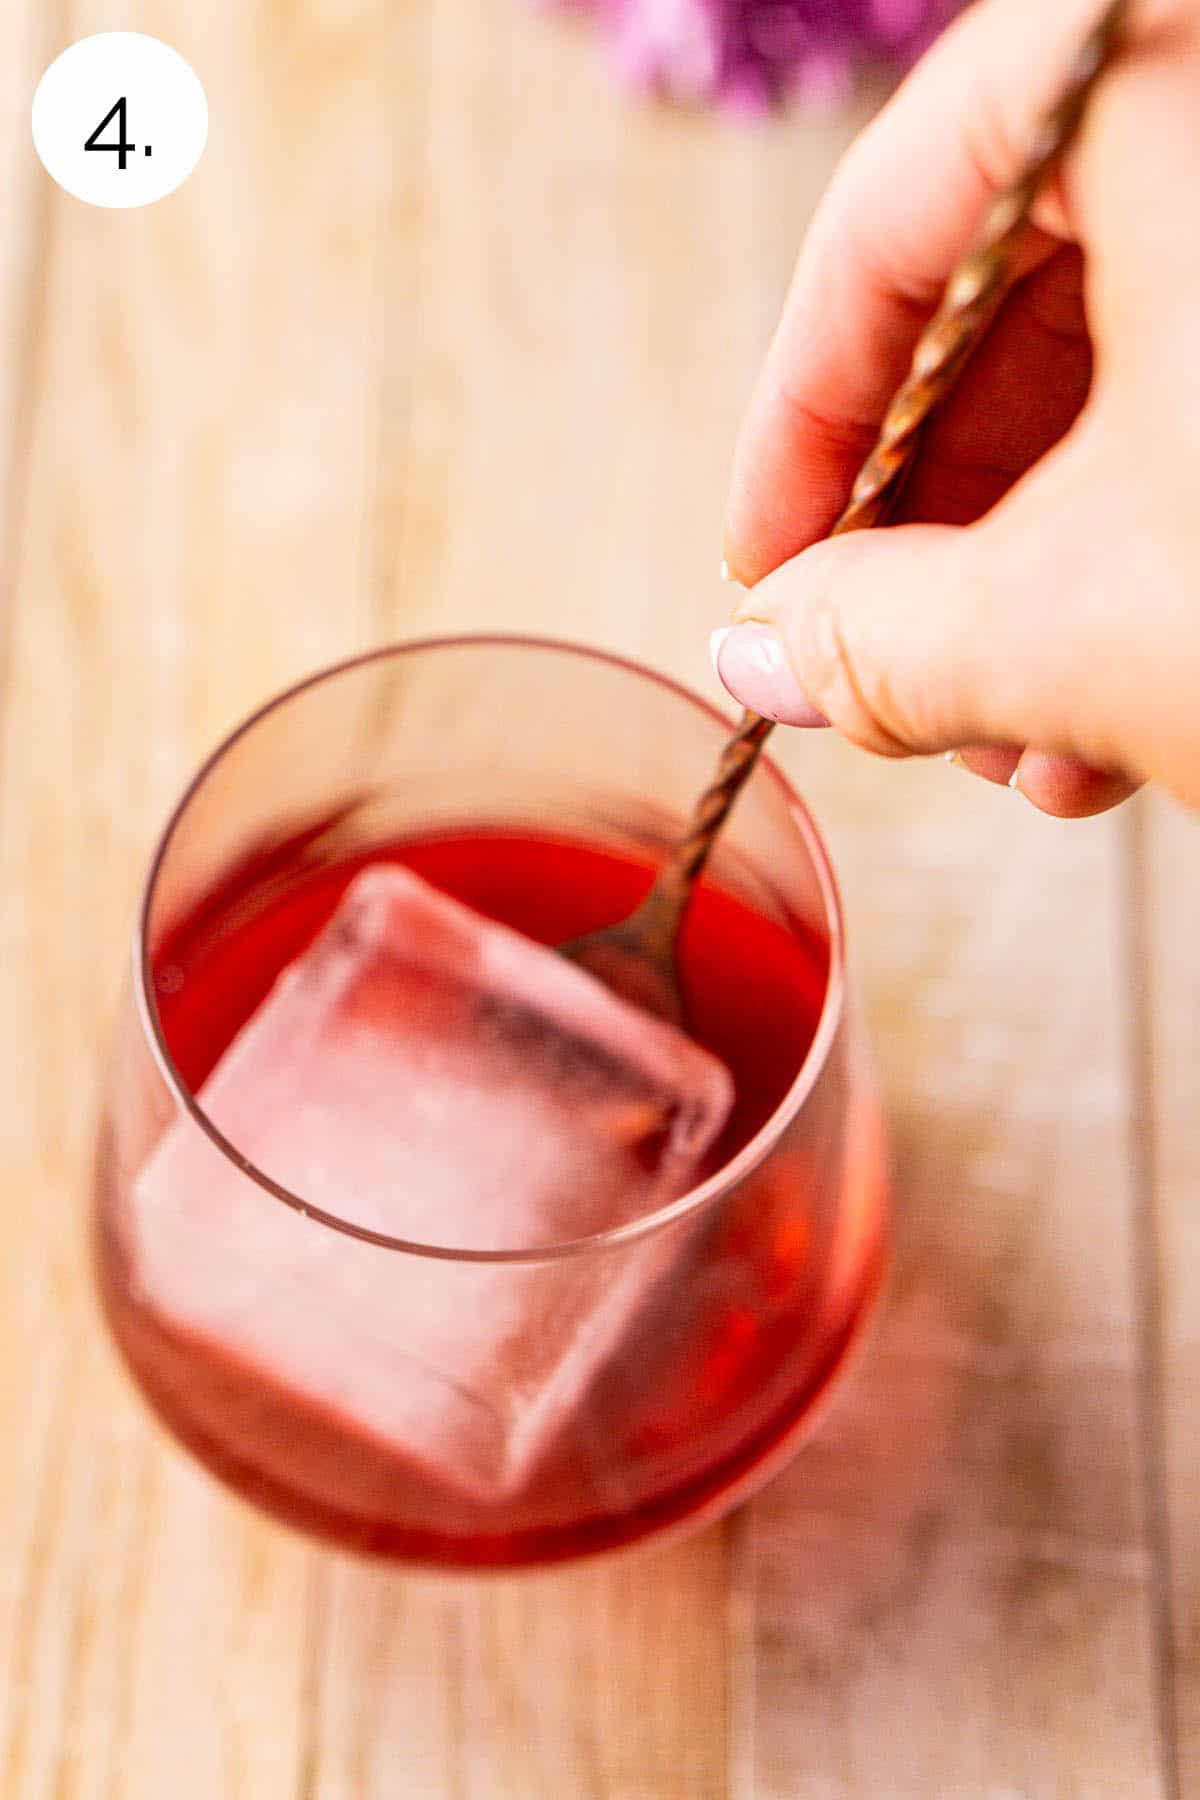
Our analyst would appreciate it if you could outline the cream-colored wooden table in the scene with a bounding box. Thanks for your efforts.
[3,6,1197,1795]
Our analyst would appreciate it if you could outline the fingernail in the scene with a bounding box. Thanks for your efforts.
[1008,765,1022,791]
[710,622,828,728]
[709,625,732,680]
[720,559,732,583]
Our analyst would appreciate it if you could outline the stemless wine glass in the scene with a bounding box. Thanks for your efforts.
[94,637,887,1567]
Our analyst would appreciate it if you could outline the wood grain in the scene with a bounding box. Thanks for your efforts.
[310,1550,730,1799]
[1145,796,1200,1799]
[737,756,1162,1797]
[0,0,1193,1795]
[1,0,399,1788]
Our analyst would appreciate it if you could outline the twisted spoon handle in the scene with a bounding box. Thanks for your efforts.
[663,0,1127,916]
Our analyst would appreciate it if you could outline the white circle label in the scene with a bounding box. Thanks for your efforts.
[32,33,207,209]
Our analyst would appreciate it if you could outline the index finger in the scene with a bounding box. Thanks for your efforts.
[722,0,1107,587]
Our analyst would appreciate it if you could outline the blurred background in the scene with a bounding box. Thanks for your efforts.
[2,3,1197,1795]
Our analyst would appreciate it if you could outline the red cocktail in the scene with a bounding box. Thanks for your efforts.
[95,640,886,1567]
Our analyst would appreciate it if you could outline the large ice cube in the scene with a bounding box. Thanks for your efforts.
[131,866,734,1501]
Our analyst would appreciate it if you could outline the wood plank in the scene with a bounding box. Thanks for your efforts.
[0,1,396,1791]
[312,1546,729,1800]
[1145,794,1200,1797]
[0,8,122,1796]
[304,6,828,1794]
[738,749,1164,1797]
[373,0,880,683]
[306,12,880,1796]
[0,0,47,638]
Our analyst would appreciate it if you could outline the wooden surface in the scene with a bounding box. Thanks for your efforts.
[2,6,1196,1795]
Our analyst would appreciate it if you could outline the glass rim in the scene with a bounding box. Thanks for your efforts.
[135,633,847,1265]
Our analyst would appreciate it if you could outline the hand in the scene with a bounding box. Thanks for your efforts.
[715,0,1200,817]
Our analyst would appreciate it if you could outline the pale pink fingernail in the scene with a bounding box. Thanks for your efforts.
[709,626,733,679]
[710,622,828,728]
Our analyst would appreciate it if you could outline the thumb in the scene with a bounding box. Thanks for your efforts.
[712,446,1132,772]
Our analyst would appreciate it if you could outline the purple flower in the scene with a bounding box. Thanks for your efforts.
[572,0,960,111]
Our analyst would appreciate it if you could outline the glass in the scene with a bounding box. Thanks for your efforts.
[94,637,888,1567]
